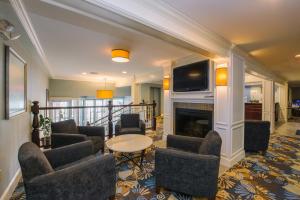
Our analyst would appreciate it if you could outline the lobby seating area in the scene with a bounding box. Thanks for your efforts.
[1,1,300,200]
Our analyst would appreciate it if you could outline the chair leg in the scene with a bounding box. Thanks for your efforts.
[156,186,161,194]
[109,195,115,200]
[207,195,216,200]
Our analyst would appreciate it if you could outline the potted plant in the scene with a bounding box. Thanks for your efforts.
[39,114,52,149]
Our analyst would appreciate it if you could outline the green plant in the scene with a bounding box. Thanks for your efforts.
[39,114,51,137]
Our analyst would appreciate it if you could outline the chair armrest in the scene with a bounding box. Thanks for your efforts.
[155,148,219,178]
[139,120,146,133]
[78,126,105,139]
[27,155,116,200]
[115,120,121,134]
[51,133,88,148]
[167,135,204,153]
[44,141,94,168]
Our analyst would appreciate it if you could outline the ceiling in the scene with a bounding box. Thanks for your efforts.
[23,0,193,86]
[162,0,300,84]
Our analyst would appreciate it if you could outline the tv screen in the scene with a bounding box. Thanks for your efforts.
[173,60,209,92]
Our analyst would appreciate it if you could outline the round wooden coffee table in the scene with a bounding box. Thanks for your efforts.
[106,134,153,169]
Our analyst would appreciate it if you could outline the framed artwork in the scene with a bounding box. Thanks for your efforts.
[4,45,27,119]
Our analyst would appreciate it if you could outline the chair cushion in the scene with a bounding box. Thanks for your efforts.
[198,131,222,156]
[87,136,104,153]
[18,142,54,181]
[119,127,143,134]
[51,119,79,134]
[121,114,140,128]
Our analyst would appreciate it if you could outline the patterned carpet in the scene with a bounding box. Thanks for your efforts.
[11,131,300,200]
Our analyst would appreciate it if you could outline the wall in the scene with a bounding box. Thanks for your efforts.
[0,2,49,198]
[140,83,163,114]
[244,85,262,103]
[49,79,130,98]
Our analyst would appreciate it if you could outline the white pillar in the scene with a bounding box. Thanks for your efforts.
[214,53,245,167]
[131,76,141,104]
[279,83,288,122]
[163,62,172,140]
[262,80,275,133]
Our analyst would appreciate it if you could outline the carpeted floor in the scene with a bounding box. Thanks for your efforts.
[11,129,300,200]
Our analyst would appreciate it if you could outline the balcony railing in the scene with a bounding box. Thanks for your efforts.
[31,100,156,146]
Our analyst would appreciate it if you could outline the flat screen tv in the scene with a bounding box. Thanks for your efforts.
[173,60,209,92]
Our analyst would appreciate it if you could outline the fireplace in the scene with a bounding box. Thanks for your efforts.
[175,108,213,138]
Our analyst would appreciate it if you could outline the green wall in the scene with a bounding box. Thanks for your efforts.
[49,79,131,98]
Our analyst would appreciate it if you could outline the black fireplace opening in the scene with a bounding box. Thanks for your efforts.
[175,108,213,138]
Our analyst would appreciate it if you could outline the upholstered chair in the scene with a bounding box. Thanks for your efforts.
[51,119,105,153]
[115,114,145,136]
[244,120,270,153]
[155,131,222,199]
[18,141,116,200]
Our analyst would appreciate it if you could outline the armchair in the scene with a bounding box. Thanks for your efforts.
[51,119,105,153]
[244,120,270,153]
[18,141,116,200]
[155,131,222,199]
[115,114,145,136]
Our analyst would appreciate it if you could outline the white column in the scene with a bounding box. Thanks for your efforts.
[262,80,275,133]
[214,53,245,167]
[163,62,172,140]
[131,76,141,104]
[279,83,288,122]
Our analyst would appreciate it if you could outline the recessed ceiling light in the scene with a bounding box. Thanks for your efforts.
[122,71,127,74]
[82,72,87,75]
[295,54,300,58]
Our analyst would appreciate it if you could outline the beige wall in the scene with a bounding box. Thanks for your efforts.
[0,2,49,197]
[49,79,130,98]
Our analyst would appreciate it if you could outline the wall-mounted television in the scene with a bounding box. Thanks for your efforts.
[173,60,209,92]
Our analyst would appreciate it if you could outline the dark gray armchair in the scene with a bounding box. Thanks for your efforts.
[155,131,222,199]
[18,141,116,200]
[51,119,105,153]
[115,114,145,136]
[244,120,270,153]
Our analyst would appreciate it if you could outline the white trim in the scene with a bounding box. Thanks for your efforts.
[9,0,53,76]
[84,0,231,57]
[221,149,245,168]
[0,169,21,200]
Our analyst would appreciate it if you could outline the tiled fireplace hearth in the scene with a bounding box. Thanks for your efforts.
[173,102,213,138]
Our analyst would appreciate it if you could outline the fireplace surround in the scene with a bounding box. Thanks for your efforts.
[174,105,213,138]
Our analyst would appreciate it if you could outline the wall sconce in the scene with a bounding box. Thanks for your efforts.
[216,67,228,86]
[163,76,170,90]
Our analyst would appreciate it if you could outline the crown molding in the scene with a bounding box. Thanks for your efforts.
[9,0,53,76]
[84,0,231,57]
[232,46,286,84]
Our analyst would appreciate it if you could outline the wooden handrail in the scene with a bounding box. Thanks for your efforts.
[92,102,133,125]
[38,103,154,110]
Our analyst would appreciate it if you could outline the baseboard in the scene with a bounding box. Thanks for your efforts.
[221,149,245,168]
[0,169,21,200]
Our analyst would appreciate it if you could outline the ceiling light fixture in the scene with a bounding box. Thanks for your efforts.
[96,78,113,99]
[295,54,300,58]
[82,72,87,75]
[112,49,130,63]
[122,71,127,74]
